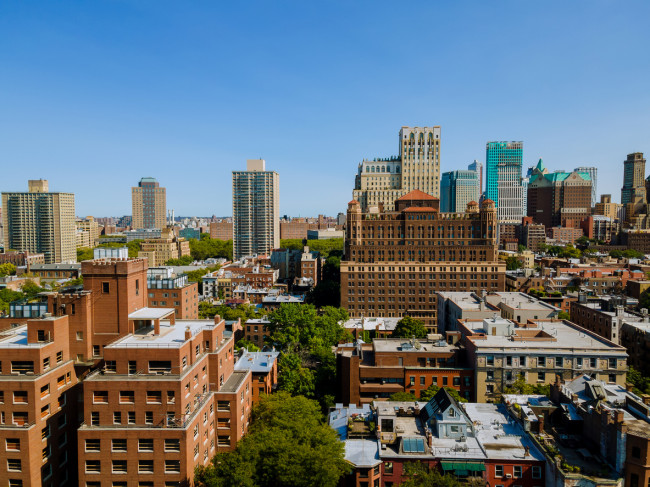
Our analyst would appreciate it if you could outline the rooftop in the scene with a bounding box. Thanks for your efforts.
[106,319,218,348]
[463,318,626,352]
[235,350,279,373]
[219,369,249,393]
[372,338,455,354]
[0,323,54,348]
[341,317,400,332]
[128,307,175,320]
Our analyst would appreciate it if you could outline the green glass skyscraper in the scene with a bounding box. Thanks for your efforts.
[485,141,524,222]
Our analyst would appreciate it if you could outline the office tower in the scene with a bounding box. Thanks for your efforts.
[232,159,280,260]
[527,159,592,228]
[132,177,166,230]
[574,166,598,207]
[485,141,525,222]
[352,126,441,211]
[440,170,479,212]
[2,179,76,264]
[341,192,504,331]
[468,159,483,195]
[621,153,646,205]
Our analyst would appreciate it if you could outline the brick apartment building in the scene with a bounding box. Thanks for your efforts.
[0,315,80,487]
[147,268,199,319]
[77,310,252,487]
[0,251,45,270]
[208,221,233,241]
[341,191,505,331]
[336,337,474,405]
[234,350,279,404]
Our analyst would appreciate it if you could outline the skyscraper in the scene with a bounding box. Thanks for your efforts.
[468,159,483,195]
[440,170,479,212]
[132,177,166,229]
[352,126,441,211]
[574,166,598,207]
[485,141,525,222]
[233,159,280,260]
[621,153,646,206]
[2,179,76,263]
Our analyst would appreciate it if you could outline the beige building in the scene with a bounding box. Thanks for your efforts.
[232,159,280,260]
[76,216,100,249]
[458,317,628,402]
[2,179,76,264]
[138,228,191,266]
[595,194,624,221]
[352,126,441,211]
[132,177,166,229]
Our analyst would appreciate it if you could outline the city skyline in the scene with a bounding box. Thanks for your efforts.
[1,1,649,216]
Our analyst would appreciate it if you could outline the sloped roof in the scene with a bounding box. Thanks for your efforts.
[403,207,437,212]
[397,189,437,201]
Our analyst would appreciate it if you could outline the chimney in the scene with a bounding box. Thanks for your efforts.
[214,314,221,324]
[614,410,624,424]
[615,305,624,318]
[185,326,192,341]
[524,446,530,457]
[154,319,160,335]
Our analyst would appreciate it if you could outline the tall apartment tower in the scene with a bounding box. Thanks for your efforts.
[232,159,280,260]
[468,159,483,196]
[352,126,441,211]
[621,153,646,206]
[1,179,76,264]
[132,177,166,230]
[440,170,480,212]
[485,142,525,222]
[574,166,598,207]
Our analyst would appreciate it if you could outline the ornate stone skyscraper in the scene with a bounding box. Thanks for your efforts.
[352,126,441,211]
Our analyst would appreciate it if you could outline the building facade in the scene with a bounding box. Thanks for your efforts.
[132,177,167,230]
[468,159,483,197]
[527,159,592,228]
[232,160,280,260]
[2,180,76,264]
[440,170,479,213]
[208,221,233,241]
[352,126,442,211]
[574,166,598,207]
[485,142,525,222]
[341,191,505,331]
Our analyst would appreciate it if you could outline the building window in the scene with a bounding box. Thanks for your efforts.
[165,460,181,473]
[102,282,110,293]
[514,465,522,478]
[85,460,101,473]
[85,439,100,452]
[495,465,503,477]
[164,439,180,452]
[112,460,127,474]
[532,466,542,479]
[138,460,154,473]
[537,372,545,382]
[486,356,494,366]
[139,439,154,452]
[145,412,153,424]
[113,411,122,424]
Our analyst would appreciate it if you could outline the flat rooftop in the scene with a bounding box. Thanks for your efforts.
[219,369,249,393]
[235,350,279,373]
[464,319,626,352]
[464,403,545,461]
[128,307,175,320]
[342,317,400,331]
[106,320,218,348]
[372,338,456,354]
[0,324,51,348]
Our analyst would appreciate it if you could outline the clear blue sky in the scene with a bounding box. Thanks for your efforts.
[1,1,649,218]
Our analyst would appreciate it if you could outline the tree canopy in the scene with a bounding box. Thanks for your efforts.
[505,256,523,270]
[0,263,17,277]
[391,316,428,339]
[165,255,193,266]
[400,462,465,487]
[266,304,351,410]
[306,256,341,308]
[199,302,263,321]
[280,238,343,259]
[194,393,348,487]
[189,235,233,261]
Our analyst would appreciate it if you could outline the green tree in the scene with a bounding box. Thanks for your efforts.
[194,393,348,487]
[235,339,260,352]
[77,247,94,262]
[518,244,527,253]
[400,462,464,487]
[609,249,623,259]
[277,353,316,397]
[189,236,233,261]
[419,385,467,403]
[623,249,645,259]
[0,263,17,277]
[557,311,570,320]
[504,376,534,395]
[165,255,193,266]
[390,391,417,401]
[576,236,589,246]
[505,256,523,270]
[537,242,549,254]
[279,238,344,259]
[559,245,581,259]
[391,316,428,339]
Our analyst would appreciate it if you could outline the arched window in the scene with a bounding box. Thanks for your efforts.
[371,166,375,173]
[410,133,415,144]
